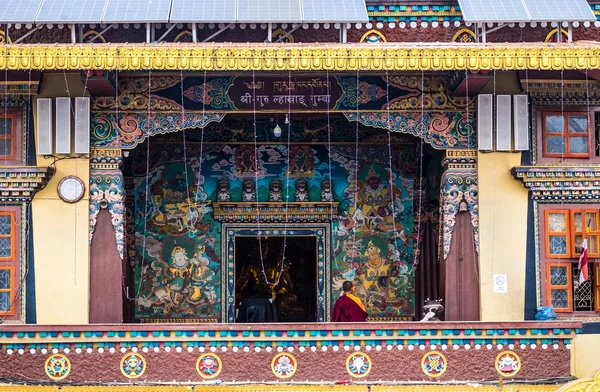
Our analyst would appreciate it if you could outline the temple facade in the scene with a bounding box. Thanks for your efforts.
[0,0,600,390]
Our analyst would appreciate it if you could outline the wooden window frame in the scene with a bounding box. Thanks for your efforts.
[540,204,600,315]
[545,210,571,259]
[0,265,16,316]
[0,113,18,161]
[0,206,20,321]
[571,209,600,258]
[595,264,600,312]
[542,111,592,159]
[545,262,573,312]
[0,210,16,262]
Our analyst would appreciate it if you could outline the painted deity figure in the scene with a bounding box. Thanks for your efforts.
[357,166,393,233]
[166,245,200,309]
[289,146,313,175]
[237,146,257,174]
[359,241,390,292]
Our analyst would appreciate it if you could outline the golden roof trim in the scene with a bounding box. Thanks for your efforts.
[1,42,600,71]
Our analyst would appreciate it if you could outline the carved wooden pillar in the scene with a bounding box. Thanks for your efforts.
[439,150,480,321]
[89,149,124,323]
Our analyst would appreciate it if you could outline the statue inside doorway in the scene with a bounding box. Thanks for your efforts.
[235,239,302,316]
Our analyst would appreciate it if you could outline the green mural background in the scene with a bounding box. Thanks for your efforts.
[131,126,418,321]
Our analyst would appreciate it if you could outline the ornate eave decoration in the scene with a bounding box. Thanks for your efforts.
[0,167,55,202]
[523,80,600,105]
[213,202,339,223]
[511,166,600,201]
[1,43,600,71]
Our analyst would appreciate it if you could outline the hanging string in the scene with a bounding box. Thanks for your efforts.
[525,68,533,164]
[326,70,334,222]
[195,71,207,209]
[384,71,400,259]
[352,70,360,253]
[180,71,191,213]
[136,69,152,298]
[275,70,295,286]
[116,67,135,302]
[465,69,479,283]
[61,69,89,286]
[413,71,425,266]
[586,69,592,154]
[251,70,267,284]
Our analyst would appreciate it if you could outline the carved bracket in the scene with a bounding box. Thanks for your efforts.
[440,150,479,260]
[89,149,125,259]
[511,166,600,201]
[213,202,339,223]
[0,167,55,202]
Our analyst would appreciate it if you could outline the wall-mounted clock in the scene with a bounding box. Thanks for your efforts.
[57,176,85,203]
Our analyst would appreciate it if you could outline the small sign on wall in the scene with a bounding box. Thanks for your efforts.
[493,274,508,293]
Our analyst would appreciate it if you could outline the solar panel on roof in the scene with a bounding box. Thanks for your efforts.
[237,0,301,23]
[302,0,368,23]
[36,0,108,23]
[458,0,530,23]
[102,0,172,23]
[170,0,236,23]
[523,0,595,22]
[0,0,43,23]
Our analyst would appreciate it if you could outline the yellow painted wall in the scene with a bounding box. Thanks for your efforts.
[477,152,529,321]
[32,73,90,324]
[572,334,600,378]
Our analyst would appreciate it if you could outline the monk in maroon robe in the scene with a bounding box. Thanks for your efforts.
[332,281,368,322]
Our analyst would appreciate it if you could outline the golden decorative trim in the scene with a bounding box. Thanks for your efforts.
[62,388,189,392]
[91,148,122,158]
[213,201,339,223]
[446,150,477,158]
[373,386,562,392]
[62,387,368,392]
[0,386,567,392]
[1,43,600,71]
[558,368,600,392]
[545,29,569,43]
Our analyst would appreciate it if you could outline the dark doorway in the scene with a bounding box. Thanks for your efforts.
[234,236,317,322]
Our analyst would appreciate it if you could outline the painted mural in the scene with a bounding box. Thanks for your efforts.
[132,148,221,321]
[131,118,418,321]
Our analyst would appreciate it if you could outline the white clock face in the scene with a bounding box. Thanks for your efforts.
[59,177,85,203]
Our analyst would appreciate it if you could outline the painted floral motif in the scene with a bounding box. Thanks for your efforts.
[495,351,521,377]
[120,353,147,379]
[183,78,235,110]
[45,354,71,381]
[91,112,225,149]
[344,111,476,149]
[271,353,297,378]
[196,353,222,379]
[421,351,447,378]
[346,352,372,378]
[336,78,387,108]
